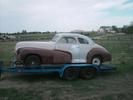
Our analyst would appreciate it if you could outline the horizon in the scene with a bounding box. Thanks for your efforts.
[0,0,133,33]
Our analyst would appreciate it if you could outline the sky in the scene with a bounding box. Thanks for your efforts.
[0,0,133,33]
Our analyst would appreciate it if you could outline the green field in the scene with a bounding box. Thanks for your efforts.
[0,33,133,100]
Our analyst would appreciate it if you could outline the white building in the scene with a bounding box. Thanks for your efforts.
[99,26,116,33]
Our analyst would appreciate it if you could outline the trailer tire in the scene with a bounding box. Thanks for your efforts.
[0,71,1,79]
[63,67,79,80]
[24,55,41,67]
[80,67,96,79]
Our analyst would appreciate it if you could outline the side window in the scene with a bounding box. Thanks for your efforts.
[67,37,76,44]
[58,37,76,44]
[58,37,67,43]
[78,38,89,44]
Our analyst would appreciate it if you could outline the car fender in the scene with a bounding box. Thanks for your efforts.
[18,47,72,64]
[86,48,111,63]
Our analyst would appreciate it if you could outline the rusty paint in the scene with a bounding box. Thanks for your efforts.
[87,48,111,63]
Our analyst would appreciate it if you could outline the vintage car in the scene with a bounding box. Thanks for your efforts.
[15,33,111,66]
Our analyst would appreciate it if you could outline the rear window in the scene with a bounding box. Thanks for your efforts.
[78,38,89,44]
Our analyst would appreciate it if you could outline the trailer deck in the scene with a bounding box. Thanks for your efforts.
[0,60,116,80]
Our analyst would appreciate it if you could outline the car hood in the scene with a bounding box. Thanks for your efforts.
[15,41,55,51]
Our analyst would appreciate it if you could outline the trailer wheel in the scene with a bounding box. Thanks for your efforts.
[24,55,41,67]
[80,67,96,79]
[0,71,1,79]
[63,67,79,80]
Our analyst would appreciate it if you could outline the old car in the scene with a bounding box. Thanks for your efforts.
[15,33,111,66]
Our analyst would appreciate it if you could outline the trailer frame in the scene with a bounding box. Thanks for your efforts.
[0,60,116,80]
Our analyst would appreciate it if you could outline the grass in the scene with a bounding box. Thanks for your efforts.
[0,88,42,100]
[8,33,54,41]
[0,33,133,100]
[0,72,133,100]
[0,42,16,66]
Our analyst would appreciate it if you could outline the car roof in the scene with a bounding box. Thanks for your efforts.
[56,33,89,39]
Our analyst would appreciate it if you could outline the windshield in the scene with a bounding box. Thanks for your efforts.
[52,35,60,42]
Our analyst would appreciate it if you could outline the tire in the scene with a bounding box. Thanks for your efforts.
[63,67,79,80]
[80,67,96,79]
[91,56,102,66]
[0,60,3,66]
[0,71,1,79]
[24,55,41,67]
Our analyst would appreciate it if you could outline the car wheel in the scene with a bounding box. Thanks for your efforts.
[63,67,79,80]
[24,55,41,67]
[80,67,96,79]
[92,56,102,66]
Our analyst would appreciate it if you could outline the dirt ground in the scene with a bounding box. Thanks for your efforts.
[0,71,133,100]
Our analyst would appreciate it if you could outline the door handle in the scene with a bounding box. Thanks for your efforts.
[72,45,79,48]
[75,46,79,48]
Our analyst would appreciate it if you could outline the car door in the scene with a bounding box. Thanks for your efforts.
[77,37,91,62]
[55,36,80,63]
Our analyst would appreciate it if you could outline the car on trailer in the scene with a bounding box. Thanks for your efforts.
[15,33,111,66]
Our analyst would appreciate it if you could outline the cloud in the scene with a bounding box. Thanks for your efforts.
[119,2,133,10]
[0,0,133,32]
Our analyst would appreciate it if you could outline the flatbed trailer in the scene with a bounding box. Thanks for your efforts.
[0,60,116,80]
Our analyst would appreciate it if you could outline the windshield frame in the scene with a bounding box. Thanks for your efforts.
[52,34,60,42]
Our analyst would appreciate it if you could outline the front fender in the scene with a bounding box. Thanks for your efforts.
[16,47,72,64]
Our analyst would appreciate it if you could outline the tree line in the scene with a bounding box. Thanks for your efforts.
[0,21,133,35]
[112,21,133,34]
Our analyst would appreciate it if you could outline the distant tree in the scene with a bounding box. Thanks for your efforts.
[46,31,50,34]
[126,25,133,34]
[122,22,133,34]
[112,26,118,33]
[54,31,57,34]
[22,30,27,34]
[130,21,133,25]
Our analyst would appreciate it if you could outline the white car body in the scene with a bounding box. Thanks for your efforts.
[16,33,107,63]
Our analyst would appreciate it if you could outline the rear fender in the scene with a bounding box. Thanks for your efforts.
[87,48,111,63]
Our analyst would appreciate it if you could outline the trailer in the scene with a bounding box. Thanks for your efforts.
[0,60,116,80]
